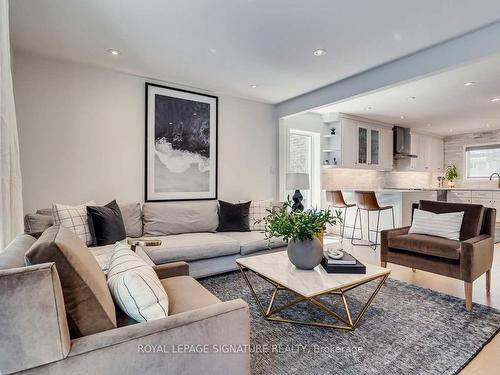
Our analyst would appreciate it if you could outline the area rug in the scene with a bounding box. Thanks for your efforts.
[200,271,500,375]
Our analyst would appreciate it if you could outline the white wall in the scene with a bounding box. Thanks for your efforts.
[279,112,323,206]
[13,52,277,213]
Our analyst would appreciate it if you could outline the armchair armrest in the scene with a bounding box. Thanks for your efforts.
[48,299,250,375]
[380,226,411,261]
[460,234,494,282]
[153,261,189,279]
[381,226,411,240]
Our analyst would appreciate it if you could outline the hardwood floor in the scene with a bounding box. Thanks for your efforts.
[324,238,500,374]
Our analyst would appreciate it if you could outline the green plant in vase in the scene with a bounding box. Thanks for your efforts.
[445,165,458,188]
[261,198,342,269]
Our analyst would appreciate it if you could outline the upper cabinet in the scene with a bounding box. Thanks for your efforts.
[321,114,393,170]
[407,132,444,173]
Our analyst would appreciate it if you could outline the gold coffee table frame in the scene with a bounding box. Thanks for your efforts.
[237,263,389,331]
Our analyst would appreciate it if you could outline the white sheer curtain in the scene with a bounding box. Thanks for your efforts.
[0,0,23,248]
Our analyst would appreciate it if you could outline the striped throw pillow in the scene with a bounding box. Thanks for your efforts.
[409,209,464,241]
[107,243,168,322]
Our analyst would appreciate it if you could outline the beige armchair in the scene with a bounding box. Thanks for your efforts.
[0,257,250,374]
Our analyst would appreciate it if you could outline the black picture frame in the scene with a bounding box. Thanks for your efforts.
[145,82,218,202]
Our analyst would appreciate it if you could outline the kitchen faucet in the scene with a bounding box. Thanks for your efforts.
[489,173,500,188]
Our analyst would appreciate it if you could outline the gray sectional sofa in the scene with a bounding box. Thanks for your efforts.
[25,200,287,278]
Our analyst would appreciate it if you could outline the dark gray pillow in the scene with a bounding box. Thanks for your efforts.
[217,201,251,232]
[87,200,126,246]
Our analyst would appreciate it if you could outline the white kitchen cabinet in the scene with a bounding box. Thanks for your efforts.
[407,133,444,173]
[322,114,392,170]
[354,120,392,170]
[402,191,438,226]
[447,190,472,203]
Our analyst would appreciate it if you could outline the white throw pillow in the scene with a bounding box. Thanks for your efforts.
[52,201,96,245]
[107,243,168,322]
[409,209,464,241]
[242,200,273,231]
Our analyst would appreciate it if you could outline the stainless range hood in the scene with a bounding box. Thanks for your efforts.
[393,126,418,159]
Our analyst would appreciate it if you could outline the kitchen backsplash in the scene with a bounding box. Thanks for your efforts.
[322,169,385,190]
[385,171,434,188]
[444,130,500,188]
[322,169,439,190]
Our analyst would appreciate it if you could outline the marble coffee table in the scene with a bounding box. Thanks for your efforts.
[236,251,390,330]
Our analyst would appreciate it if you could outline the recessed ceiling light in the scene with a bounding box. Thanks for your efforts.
[491,98,500,102]
[365,106,372,110]
[449,129,454,132]
[400,115,405,119]
[313,49,326,57]
[427,124,431,127]
[407,96,416,101]
[392,32,402,41]
[486,123,491,128]
[464,82,475,86]
[107,48,121,55]
[250,84,258,89]
[209,47,217,54]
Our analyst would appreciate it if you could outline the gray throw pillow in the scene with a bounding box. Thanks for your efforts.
[118,202,143,238]
[24,213,53,235]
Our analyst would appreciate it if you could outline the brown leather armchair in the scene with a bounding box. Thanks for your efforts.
[381,200,495,311]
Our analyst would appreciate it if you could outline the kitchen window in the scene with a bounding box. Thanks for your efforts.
[465,144,500,179]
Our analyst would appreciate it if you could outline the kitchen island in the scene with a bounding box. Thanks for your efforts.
[327,187,500,240]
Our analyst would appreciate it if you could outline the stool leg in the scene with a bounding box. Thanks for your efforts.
[351,208,359,245]
[367,210,370,243]
[391,207,395,228]
[341,207,347,240]
[373,210,381,250]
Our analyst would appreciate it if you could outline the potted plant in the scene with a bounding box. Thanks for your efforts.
[262,199,342,269]
[445,165,458,188]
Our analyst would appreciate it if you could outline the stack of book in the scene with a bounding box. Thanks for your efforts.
[321,252,366,274]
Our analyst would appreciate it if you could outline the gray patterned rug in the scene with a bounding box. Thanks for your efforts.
[200,271,500,375]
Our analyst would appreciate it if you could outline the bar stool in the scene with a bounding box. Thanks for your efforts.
[351,191,395,250]
[326,190,358,241]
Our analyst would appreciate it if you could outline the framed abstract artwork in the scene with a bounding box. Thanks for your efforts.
[145,83,218,201]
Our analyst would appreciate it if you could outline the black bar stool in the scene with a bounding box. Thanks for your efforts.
[326,190,359,241]
[351,191,395,250]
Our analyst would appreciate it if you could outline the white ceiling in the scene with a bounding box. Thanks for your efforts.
[312,52,500,136]
[9,0,500,104]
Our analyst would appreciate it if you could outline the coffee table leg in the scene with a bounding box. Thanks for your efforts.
[352,273,389,328]
[237,263,389,330]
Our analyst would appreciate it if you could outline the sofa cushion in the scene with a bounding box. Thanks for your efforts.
[143,233,240,264]
[161,275,220,315]
[419,200,484,241]
[217,200,251,232]
[143,201,218,236]
[87,200,127,246]
[118,202,143,238]
[218,231,287,256]
[25,225,117,337]
[36,208,53,216]
[24,213,53,235]
[0,234,36,270]
[388,233,460,260]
